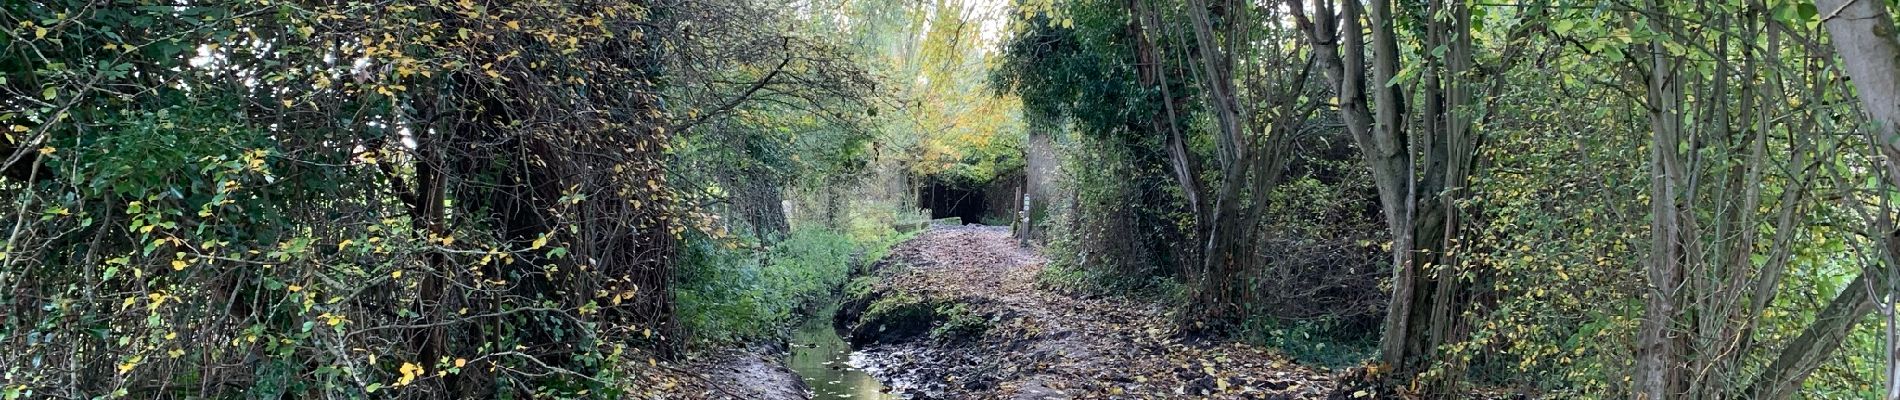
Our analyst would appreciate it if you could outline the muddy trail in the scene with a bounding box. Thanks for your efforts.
[834,225,1340,399]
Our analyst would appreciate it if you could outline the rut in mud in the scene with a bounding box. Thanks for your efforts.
[837,225,1340,399]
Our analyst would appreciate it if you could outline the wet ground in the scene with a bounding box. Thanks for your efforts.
[838,225,1339,399]
[662,225,1348,399]
[789,303,898,400]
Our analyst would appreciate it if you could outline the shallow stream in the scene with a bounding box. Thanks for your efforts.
[788,304,897,399]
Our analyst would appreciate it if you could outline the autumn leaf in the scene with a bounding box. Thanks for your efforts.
[397,362,424,386]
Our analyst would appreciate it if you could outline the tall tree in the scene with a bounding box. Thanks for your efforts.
[1289,0,1528,386]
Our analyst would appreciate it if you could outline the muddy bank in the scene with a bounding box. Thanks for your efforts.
[837,225,1339,399]
[617,344,809,400]
[696,348,811,400]
[620,344,809,400]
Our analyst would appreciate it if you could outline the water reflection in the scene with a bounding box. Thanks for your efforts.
[789,304,898,399]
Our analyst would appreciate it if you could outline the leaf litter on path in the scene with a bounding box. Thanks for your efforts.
[848,225,1338,399]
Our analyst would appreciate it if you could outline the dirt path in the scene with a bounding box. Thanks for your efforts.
[844,225,1338,399]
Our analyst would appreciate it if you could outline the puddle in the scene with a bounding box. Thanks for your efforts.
[789,303,898,399]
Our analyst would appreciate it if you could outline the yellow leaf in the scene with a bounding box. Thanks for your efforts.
[37,146,54,156]
[531,235,548,250]
[391,269,403,279]
[147,292,167,310]
[287,284,302,292]
[397,362,424,386]
[34,27,47,39]
[454,358,468,368]
[171,259,187,271]
[338,239,354,251]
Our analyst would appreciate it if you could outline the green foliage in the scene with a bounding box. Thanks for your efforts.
[846,276,883,301]
[675,232,775,343]
[1,0,885,397]
[850,290,941,344]
[930,302,990,342]
[836,0,1027,187]
[993,2,1170,141]
[1001,0,1899,396]
[1038,136,1192,294]
[1235,317,1379,369]
[676,227,859,344]
[841,201,925,253]
[844,288,995,346]
[1037,259,1186,303]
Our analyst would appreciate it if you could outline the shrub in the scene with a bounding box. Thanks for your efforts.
[676,226,902,345]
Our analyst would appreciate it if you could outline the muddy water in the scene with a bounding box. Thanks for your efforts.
[789,304,897,399]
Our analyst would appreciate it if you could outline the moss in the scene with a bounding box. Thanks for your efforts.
[845,276,881,301]
[847,291,942,346]
[839,283,992,346]
[929,302,989,342]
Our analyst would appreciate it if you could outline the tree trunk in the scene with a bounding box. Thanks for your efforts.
[1633,4,1689,395]
[1774,0,1900,397]
[1745,269,1889,399]
[1288,0,1421,371]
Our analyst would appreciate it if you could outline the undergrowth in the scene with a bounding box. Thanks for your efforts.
[676,210,921,346]
[1235,317,1380,368]
[676,227,854,345]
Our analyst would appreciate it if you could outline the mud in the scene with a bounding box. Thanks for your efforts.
[837,225,1340,399]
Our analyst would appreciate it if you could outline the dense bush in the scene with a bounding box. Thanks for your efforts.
[675,225,914,345]
[2,1,684,397]
[0,0,899,397]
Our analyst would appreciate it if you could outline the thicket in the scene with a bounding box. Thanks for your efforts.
[676,226,917,345]
[996,0,1900,397]
[0,0,910,398]
[998,0,1389,366]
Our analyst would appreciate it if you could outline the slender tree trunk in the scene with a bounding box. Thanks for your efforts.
[1775,0,1900,398]
[1288,0,1421,372]
[1634,4,1688,394]
[1745,269,1889,399]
